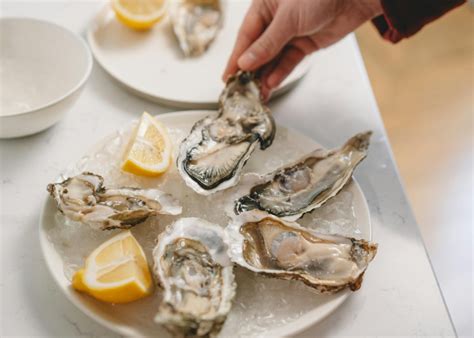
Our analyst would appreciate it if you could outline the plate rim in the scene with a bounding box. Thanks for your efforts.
[39,110,372,337]
[86,3,312,109]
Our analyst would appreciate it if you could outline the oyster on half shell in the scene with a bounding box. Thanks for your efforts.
[170,0,222,57]
[153,218,235,337]
[47,172,182,230]
[234,131,371,220]
[177,71,275,195]
[226,212,377,294]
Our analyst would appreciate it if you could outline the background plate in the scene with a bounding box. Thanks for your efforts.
[87,0,312,108]
[40,110,371,337]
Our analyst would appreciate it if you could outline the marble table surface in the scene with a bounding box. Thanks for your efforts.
[0,1,455,337]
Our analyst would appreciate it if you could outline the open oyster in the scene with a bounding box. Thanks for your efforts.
[153,218,235,337]
[234,131,371,220]
[47,172,181,230]
[170,0,222,57]
[177,71,275,195]
[226,212,377,293]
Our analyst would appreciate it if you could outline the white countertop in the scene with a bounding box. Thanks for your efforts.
[0,1,455,337]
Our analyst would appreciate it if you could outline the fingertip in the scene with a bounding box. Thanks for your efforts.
[237,51,257,70]
[265,46,305,89]
[260,84,272,103]
[221,71,229,82]
[266,72,282,89]
[222,62,237,82]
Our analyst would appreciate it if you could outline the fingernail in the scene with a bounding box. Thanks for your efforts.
[238,51,257,69]
[266,74,275,88]
[268,72,284,89]
[260,84,271,102]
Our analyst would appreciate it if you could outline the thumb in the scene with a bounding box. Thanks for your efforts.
[237,14,292,71]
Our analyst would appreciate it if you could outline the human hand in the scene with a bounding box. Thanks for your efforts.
[223,0,383,99]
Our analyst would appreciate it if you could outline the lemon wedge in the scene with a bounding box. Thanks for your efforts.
[112,0,167,30]
[122,112,172,176]
[72,230,153,304]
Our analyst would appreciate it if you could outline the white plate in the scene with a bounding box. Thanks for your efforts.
[87,1,311,108]
[39,110,371,337]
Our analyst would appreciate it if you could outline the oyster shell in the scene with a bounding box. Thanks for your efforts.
[170,0,222,57]
[153,218,235,337]
[177,71,275,195]
[47,172,182,230]
[234,131,371,220]
[226,212,377,293]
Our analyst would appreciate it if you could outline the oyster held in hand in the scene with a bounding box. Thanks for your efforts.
[170,0,222,57]
[235,131,371,220]
[47,172,182,230]
[153,218,235,337]
[177,71,275,195]
[226,212,377,294]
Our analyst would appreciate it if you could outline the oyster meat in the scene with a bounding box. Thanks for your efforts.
[177,71,275,195]
[153,218,235,337]
[235,131,371,220]
[170,0,222,57]
[226,212,377,293]
[47,172,182,230]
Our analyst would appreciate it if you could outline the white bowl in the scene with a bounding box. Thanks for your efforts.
[0,18,92,138]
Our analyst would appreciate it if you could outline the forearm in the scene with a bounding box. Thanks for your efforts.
[372,0,466,42]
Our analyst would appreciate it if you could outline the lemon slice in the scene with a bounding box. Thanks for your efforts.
[122,112,172,176]
[72,230,153,304]
[112,0,167,30]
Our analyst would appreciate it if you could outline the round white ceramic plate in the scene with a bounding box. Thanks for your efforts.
[40,110,371,337]
[87,1,312,108]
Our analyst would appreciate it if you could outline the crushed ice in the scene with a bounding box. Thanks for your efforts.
[45,119,363,337]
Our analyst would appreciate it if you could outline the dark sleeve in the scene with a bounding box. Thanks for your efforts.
[372,0,466,43]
